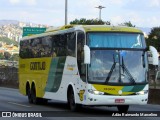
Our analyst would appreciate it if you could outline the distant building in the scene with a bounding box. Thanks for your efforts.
[19,22,26,27]
[0,42,19,55]
[0,21,50,42]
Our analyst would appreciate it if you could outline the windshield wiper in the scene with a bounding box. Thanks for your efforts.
[105,54,136,84]
[120,57,136,84]
[105,55,116,84]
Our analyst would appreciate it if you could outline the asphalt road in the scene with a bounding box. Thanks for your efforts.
[0,87,160,120]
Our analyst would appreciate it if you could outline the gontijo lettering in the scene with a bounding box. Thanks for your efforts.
[30,62,46,70]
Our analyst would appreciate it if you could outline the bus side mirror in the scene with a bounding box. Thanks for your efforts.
[148,46,159,65]
[84,45,90,64]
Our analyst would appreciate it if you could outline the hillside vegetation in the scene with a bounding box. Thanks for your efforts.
[0,37,18,46]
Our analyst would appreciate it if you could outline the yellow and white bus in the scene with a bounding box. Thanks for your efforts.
[19,25,157,112]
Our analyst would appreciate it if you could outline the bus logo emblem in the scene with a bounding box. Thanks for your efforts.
[118,90,122,95]
[78,90,85,101]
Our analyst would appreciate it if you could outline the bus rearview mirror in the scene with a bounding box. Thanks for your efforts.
[84,45,90,64]
[149,46,159,65]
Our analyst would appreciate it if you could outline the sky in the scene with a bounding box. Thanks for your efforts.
[0,0,160,28]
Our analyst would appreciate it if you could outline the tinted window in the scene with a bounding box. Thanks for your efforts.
[51,34,67,57]
[20,36,52,58]
[41,36,52,57]
[30,38,41,58]
[88,33,146,48]
[77,31,86,82]
[67,32,76,57]
[20,40,30,58]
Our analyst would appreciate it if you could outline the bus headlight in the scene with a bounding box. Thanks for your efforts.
[136,90,148,95]
[88,89,104,95]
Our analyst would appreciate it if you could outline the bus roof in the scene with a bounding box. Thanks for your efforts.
[82,25,142,33]
[21,25,143,41]
[46,25,143,33]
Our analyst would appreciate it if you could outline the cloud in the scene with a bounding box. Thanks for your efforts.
[9,0,37,6]
[26,0,37,6]
[110,16,124,25]
[86,0,103,7]
[109,12,160,27]
[9,0,20,4]
[146,17,160,27]
[149,0,160,7]
[124,0,160,11]
[126,12,144,25]
[108,0,124,5]
[67,0,104,20]
[3,0,160,27]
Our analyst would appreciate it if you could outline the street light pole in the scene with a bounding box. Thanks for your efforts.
[95,5,105,20]
[65,0,68,25]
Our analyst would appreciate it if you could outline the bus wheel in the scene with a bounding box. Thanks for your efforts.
[27,87,33,104]
[31,85,39,104]
[68,88,80,112]
[117,105,129,113]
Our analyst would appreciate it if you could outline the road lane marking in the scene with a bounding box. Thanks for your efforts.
[8,102,31,108]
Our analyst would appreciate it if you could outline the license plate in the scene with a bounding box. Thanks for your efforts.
[115,99,125,103]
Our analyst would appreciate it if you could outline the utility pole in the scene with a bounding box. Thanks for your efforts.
[95,5,105,20]
[65,0,68,25]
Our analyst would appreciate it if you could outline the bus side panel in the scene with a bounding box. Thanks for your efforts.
[45,57,66,93]
[43,56,87,103]
[19,58,28,96]
[19,57,52,98]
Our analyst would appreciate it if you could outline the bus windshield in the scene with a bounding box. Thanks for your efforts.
[88,33,146,48]
[87,32,148,85]
[88,50,148,84]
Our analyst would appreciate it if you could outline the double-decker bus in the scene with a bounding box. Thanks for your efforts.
[19,25,158,112]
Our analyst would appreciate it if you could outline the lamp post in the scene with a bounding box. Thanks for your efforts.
[95,5,105,20]
[65,0,68,25]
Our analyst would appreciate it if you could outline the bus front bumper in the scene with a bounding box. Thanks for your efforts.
[82,94,148,106]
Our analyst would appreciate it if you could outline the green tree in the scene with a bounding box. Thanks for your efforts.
[146,27,160,51]
[70,18,110,25]
[0,53,4,59]
[119,21,136,27]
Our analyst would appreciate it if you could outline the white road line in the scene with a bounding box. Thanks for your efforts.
[8,102,31,108]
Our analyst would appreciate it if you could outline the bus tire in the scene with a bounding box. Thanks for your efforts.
[68,88,80,112]
[117,105,129,113]
[27,88,33,104]
[31,84,40,104]
[26,83,32,104]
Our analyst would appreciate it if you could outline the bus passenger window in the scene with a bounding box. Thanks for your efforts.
[31,38,41,58]
[77,31,86,82]
[51,35,59,57]
[42,36,52,57]
[51,35,67,57]
[67,32,76,57]
[20,40,30,58]
[20,41,25,58]
[58,35,67,56]
[51,48,57,57]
